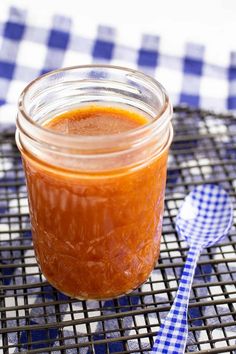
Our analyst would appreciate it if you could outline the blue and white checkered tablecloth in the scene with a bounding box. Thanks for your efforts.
[1,5,236,354]
[1,5,236,123]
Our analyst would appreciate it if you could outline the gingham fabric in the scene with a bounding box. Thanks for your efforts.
[152,185,233,353]
[1,5,236,120]
[1,5,236,354]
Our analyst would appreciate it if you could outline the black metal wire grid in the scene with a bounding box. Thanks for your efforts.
[0,106,236,354]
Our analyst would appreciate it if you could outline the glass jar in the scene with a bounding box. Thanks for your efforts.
[16,65,173,300]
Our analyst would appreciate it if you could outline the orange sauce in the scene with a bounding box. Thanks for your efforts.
[46,106,148,135]
[22,106,168,299]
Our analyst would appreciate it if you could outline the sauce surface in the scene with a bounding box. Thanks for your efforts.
[23,106,168,299]
[46,106,148,135]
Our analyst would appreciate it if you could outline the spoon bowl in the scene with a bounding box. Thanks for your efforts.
[176,184,233,248]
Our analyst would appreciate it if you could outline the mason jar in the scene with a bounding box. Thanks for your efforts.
[16,65,173,300]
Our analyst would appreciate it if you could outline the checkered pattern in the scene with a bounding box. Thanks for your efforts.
[176,184,233,247]
[0,6,236,116]
[151,185,233,353]
[1,113,236,352]
[1,6,236,354]
[151,246,201,354]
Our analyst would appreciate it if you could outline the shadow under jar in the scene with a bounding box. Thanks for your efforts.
[16,65,173,300]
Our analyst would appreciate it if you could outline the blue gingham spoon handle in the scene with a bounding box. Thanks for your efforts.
[151,245,202,354]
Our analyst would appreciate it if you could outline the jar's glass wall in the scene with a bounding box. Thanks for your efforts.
[17,66,172,171]
[16,65,173,300]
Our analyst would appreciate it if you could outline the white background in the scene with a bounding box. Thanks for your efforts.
[1,0,236,120]
[2,0,236,52]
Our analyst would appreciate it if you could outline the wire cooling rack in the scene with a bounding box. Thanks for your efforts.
[0,106,236,354]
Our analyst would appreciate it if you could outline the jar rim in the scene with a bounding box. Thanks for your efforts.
[17,64,172,149]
